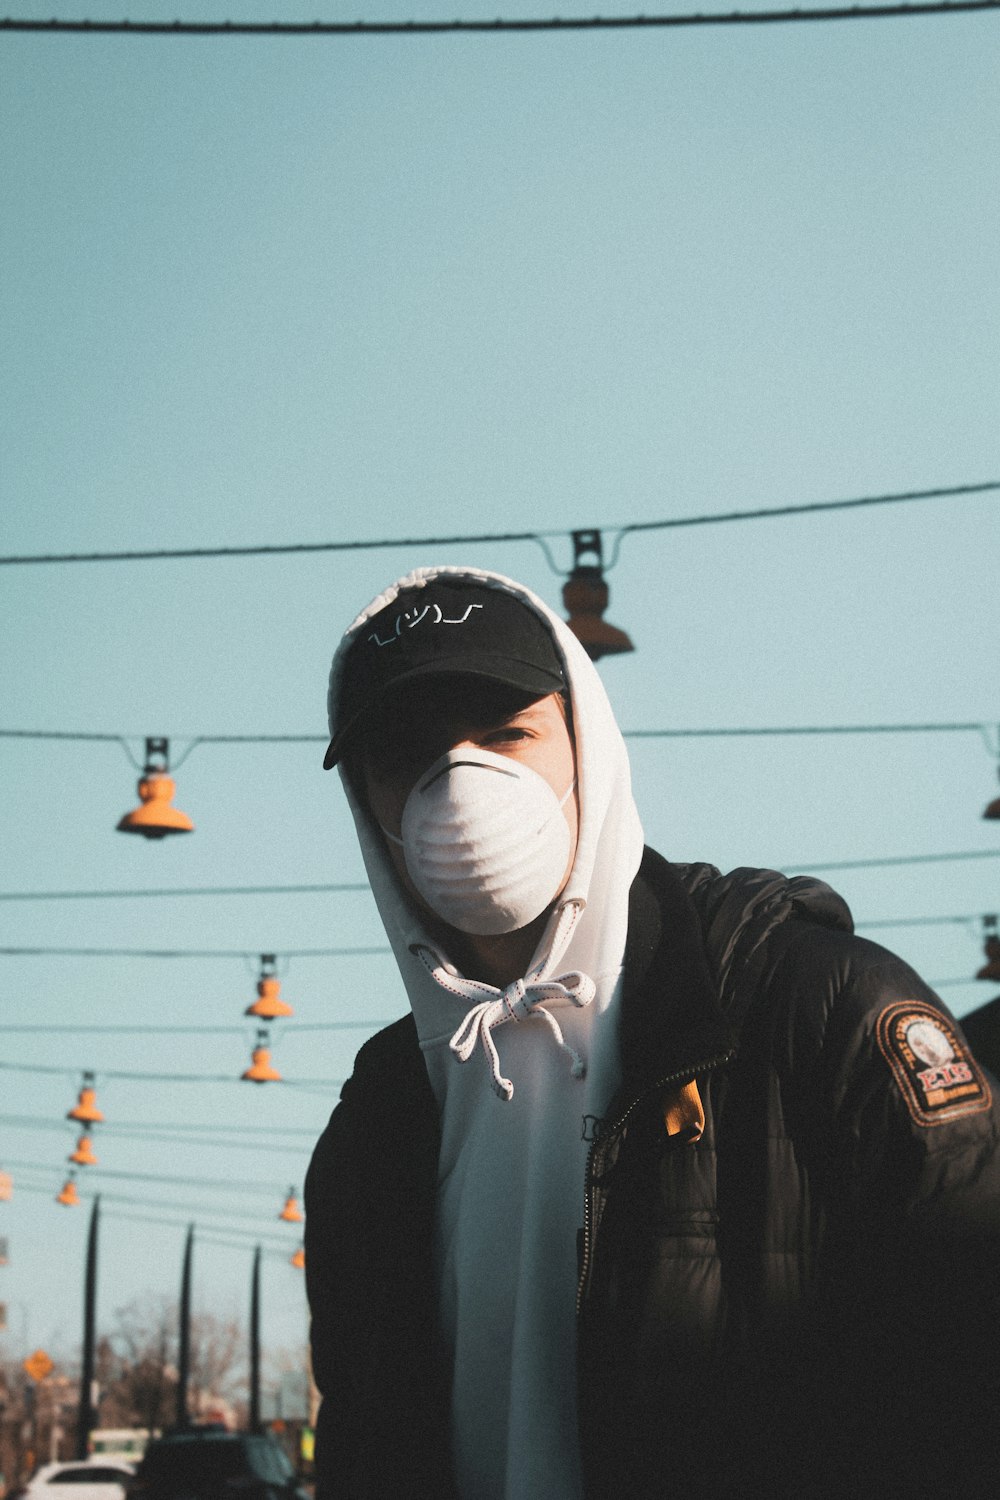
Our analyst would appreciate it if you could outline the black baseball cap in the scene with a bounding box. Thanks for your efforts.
[324,578,566,769]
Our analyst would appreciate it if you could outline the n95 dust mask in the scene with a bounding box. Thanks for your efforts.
[388,747,575,936]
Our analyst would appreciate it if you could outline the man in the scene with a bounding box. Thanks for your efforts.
[305,565,1000,1499]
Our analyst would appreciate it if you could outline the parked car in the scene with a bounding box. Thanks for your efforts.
[21,1459,135,1500]
[126,1429,307,1500]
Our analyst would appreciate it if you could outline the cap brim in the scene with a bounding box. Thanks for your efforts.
[322,656,565,769]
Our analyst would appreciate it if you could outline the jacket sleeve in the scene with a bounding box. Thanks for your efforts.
[304,1018,455,1500]
[810,940,1000,1491]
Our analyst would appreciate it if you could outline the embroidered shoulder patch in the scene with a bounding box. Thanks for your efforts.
[876,1001,992,1127]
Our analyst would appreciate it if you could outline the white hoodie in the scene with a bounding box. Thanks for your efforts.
[328,566,645,1499]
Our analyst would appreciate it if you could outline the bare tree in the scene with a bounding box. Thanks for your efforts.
[187,1311,246,1423]
[105,1295,176,1433]
[99,1296,247,1432]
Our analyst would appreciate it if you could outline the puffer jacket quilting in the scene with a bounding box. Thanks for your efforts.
[306,849,1000,1499]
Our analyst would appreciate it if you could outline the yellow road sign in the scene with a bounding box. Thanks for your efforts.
[23,1349,54,1382]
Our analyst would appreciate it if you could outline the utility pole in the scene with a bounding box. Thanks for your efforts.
[75,1196,99,1459]
[249,1247,261,1435]
[176,1225,193,1430]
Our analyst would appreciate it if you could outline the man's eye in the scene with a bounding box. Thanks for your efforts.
[483,726,530,746]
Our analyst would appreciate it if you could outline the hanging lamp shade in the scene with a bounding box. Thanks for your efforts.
[976,920,1000,981]
[242,1029,282,1084]
[245,955,294,1020]
[56,1173,79,1207]
[69,1132,98,1167]
[290,1246,305,1269]
[117,737,194,840]
[67,1072,104,1124]
[279,1188,304,1223]
[561,531,634,662]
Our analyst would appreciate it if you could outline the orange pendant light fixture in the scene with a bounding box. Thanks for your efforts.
[290,1246,305,1270]
[67,1072,104,1125]
[245,955,294,1020]
[56,1172,80,1207]
[279,1187,304,1223]
[117,737,194,840]
[562,531,634,662]
[69,1132,99,1167]
[984,738,1000,818]
[984,781,1000,820]
[242,1028,282,1083]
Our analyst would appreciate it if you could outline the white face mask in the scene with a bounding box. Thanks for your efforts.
[385,747,575,936]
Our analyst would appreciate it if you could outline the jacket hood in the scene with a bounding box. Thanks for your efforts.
[327,564,645,1102]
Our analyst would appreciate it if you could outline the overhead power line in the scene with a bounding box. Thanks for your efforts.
[855,913,985,929]
[786,849,999,871]
[0,1020,391,1034]
[0,944,390,958]
[4,1157,299,1195]
[0,1058,341,1086]
[0,882,369,901]
[0,849,996,903]
[0,719,992,746]
[12,1183,300,1245]
[0,1110,317,1138]
[0,480,994,567]
[14,1179,300,1226]
[623,721,992,739]
[0,912,983,965]
[102,1214,297,1254]
[0,1114,315,1155]
[3,2,1000,35]
[2,908,989,955]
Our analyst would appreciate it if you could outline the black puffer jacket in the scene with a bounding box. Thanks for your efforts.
[305,850,1000,1499]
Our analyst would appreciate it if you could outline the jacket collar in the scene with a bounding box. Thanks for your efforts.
[614,847,739,1107]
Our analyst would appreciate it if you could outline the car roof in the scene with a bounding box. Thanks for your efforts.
[31,1463,134,1480]
[147,1431,241,1445]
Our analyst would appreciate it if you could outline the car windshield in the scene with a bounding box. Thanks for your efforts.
[243,1442,292,1487]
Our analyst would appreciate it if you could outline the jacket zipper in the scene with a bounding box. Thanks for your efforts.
[575,1049,735,1317]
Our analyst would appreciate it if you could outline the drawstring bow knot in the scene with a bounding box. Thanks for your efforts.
[413,904,595,1101]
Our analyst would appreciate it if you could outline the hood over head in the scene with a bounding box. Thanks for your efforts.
[326,564,645,1104]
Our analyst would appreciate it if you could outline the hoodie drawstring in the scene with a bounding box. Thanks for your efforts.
[411,902,595,1101]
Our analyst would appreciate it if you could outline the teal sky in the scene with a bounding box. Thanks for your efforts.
[2,0,998,1382]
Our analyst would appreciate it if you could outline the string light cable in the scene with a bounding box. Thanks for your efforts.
[0,480,995,568]
[0,943,392,962]
[0,846,996,905]
[1,718,996,757]
[12,1182,305,1230]
[3,4,1000,35]
[0,979,976,1039]
[12,1184,306,1256]
[0,1112,318,1155]
[0,1110,318,1136]
[0,1058,342,1087]
[0,1018,392,1033]
[5,1157,306,1197]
